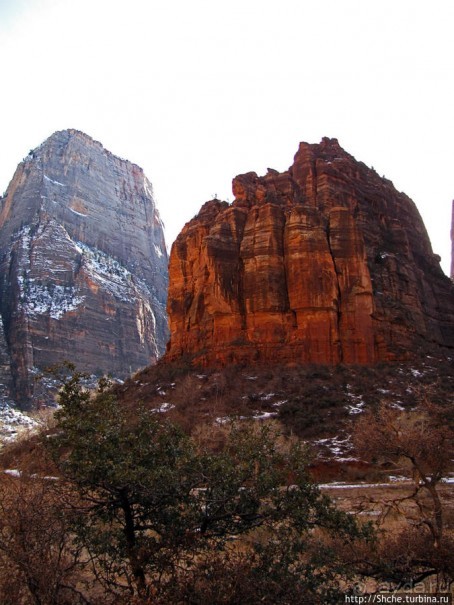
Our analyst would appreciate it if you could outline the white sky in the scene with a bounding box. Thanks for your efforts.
[0,0,453,274]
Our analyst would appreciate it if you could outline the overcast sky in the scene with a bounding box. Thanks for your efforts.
[0,0,452,274]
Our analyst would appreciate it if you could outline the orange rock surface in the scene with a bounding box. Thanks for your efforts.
[166,138,454,366]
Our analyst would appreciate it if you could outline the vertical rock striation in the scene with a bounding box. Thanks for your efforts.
[166,138,454,366]
[0,130,168,407]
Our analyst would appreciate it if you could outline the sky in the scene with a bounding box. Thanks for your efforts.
[0,0,453,274]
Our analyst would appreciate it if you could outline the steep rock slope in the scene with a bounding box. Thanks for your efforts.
[0,130,168,407]
[167,138,454,366]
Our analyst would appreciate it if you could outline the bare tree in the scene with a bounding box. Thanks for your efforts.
[0,473,89,605]
[352,400,454,589]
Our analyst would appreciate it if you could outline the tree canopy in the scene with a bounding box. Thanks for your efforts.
[44,367,371,603]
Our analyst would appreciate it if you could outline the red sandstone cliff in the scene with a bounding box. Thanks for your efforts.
[166,138,454,366]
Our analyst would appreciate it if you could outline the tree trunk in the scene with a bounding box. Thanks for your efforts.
[119,489,147,597]
[426,483,443,549]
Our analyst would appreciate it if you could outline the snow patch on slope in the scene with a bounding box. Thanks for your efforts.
[154,244,164,258]
[43,174,66,187]
[313,435,356,460]
[15,225,86,319]
[69,208,87,217]
[0,402,39,444]
[77,241,133,301]
[19,279,85,319]
[13,224,160,325]
[345,384,366,415]
[77,241,158,310]
[76,242,160,347]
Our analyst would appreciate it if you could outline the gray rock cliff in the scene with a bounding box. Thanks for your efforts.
[0,130,168,408]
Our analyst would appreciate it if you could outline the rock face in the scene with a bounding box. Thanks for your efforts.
[167,138,454,366]
[0,130,168,408]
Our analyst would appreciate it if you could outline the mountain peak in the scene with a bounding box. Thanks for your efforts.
[29,129,99,155]
[28,129,144,174]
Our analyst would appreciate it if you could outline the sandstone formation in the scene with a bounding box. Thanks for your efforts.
[0,130,168,408]
[167,138,454,366]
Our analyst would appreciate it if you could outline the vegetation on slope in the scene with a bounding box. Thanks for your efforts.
[0,357,452,603]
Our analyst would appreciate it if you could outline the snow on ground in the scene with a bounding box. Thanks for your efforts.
[2,469,59,480]
[0,402,39,445]
[259,393,276,401]
[252,411,278,420]
[272,400,288,407]
[216,410,278,424]
[151,403,175,414]
[318,482,399,489]
[345,384,366,415]
[346,402,365,414]
[313,435,354,459]
[4,469,22,477]
[320,476,454,488]
[389,402,406,411]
